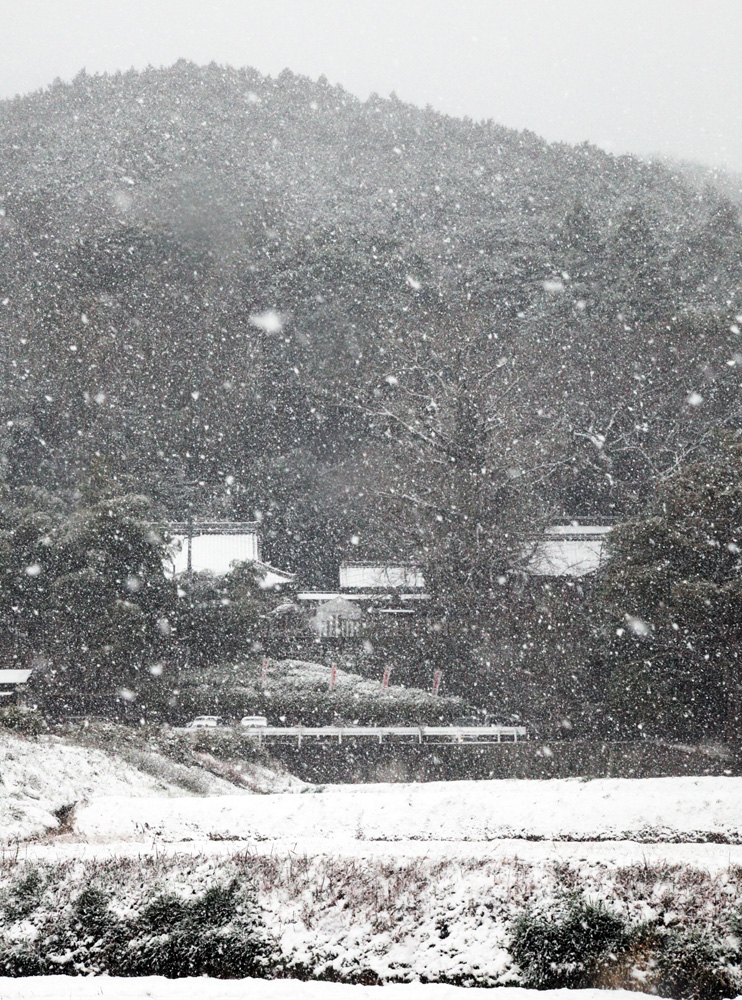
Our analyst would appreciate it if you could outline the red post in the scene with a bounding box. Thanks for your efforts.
[432,670,442,696]
[381,665,392,692]
[330,662,337,691]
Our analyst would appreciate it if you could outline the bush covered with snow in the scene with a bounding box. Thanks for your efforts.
[1,852,741,995]
[174,657,465,726]
[0,707,49,737]
[511,898,631,990]
[0,863,275,979]
[510,896,738,998]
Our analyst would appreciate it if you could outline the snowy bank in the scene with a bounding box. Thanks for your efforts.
[1,850,740,992]
[0,729,297,844]
[73,775,742,844]
[0,979,668,1000]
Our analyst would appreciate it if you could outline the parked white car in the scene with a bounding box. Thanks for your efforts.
[185,715,226,729]
[240,715,268,728]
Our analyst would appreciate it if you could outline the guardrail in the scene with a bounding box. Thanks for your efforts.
[180,725,527,745]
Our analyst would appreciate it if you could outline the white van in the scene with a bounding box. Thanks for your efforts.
[185,715,226,729]
[240,715,268,728]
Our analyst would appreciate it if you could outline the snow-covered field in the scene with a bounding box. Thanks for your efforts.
[70,773,742,845]
[3,730,742,995]
[0,730,299,843]
[8,726,741,851]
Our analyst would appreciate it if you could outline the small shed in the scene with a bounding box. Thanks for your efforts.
[311,596,364,639]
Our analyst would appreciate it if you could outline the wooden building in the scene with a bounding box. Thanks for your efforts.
[310,596,365,639]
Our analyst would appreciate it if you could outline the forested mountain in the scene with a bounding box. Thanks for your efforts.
[1,60,741,585]
[666,158,742,209]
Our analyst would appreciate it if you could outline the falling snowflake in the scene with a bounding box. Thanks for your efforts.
[249,310,283,334]
[626,615,650,636]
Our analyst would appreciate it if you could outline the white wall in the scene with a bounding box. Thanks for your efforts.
[169,532,261,576]
[528,535,608,577]
[339,564,425,589]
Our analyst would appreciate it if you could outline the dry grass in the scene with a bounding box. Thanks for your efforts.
[1,851,740,992]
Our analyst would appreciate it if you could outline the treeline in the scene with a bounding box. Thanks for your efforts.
[0,485,304,721]
[0,63,741,584]
[1,63,742,738]
[0,483,461,727]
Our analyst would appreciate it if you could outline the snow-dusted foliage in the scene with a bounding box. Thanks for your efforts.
[0,849,740,994]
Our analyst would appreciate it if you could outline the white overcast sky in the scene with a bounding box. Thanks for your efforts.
[1,0,741,172]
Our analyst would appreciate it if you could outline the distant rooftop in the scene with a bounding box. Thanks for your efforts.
[166,521,294,584]
[0,669,32,685]
[168,520,260,535]
[0,669,32,697]
[544,524,612,537]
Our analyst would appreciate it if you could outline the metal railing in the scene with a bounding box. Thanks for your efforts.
[181,724,528,745]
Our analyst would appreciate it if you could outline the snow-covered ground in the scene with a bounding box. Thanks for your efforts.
[0,978,667,1000]
[5,727,742,861]
[14,834,742,873]
[4,731,742,994]
[3,832,737,988]
[70,774,742,845]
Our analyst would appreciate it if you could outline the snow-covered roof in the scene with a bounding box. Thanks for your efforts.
[169,530,261,576]
[165,521,295,585]
[312,596,364,621]
[255,561,297,589]
[168,520,260,535]
[296,591,428,603]
[543,524,612,538]
[0,669,32,685]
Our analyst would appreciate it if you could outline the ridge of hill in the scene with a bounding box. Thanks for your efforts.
[1,62,741,581]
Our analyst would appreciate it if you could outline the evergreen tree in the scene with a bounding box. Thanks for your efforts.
[593,438,742,740]
[0,491,178,712]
